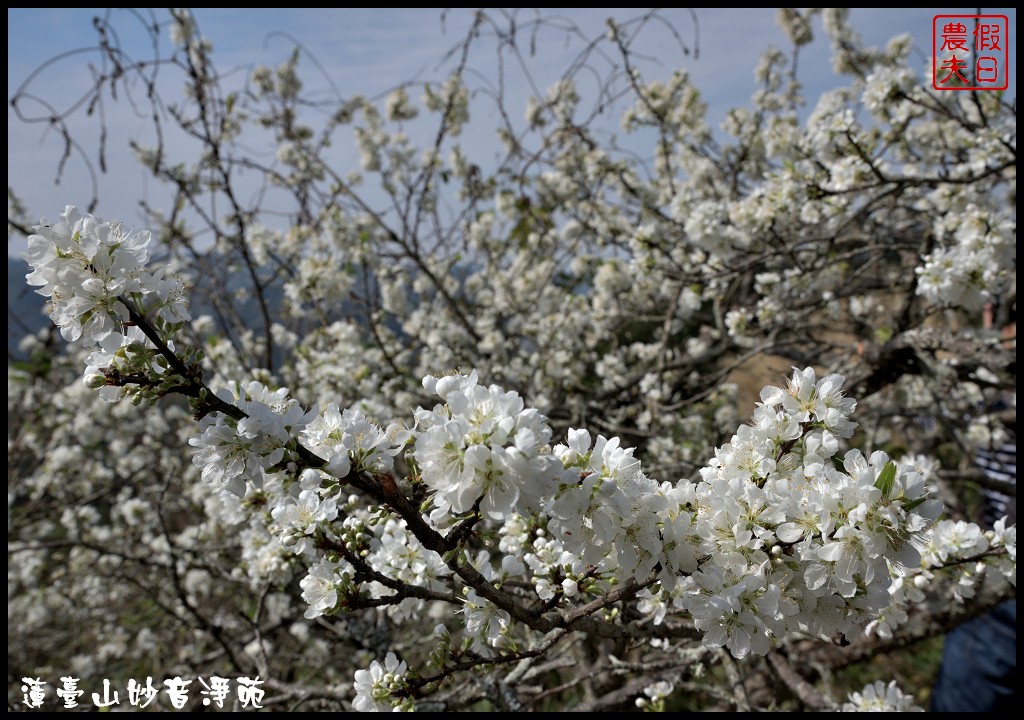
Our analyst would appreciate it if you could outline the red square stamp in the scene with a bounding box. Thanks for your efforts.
[932,14,1009,90]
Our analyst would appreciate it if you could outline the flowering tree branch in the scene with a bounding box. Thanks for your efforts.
[9,7,1015,712]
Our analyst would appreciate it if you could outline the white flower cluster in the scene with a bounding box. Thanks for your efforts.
[550,429,668,584]
[635,680,675,711]
[300,558,354,619]
[413,371,563,524]
[271,488,339,556]
[460,587,512,650]
[633,368,944,658]
[23,205,189,365]
[366,519,450,622]
[840,680,923,712]
[189,381,316,497]
[916,205,1015,312]
[352,651,412,712]
[301,404,405,478]
[523,532,589,602]
[920,517,1016,601]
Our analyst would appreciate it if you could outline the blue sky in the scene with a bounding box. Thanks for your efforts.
[7,8,1017,256]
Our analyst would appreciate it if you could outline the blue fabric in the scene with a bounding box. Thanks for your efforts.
[931,599,1017,712]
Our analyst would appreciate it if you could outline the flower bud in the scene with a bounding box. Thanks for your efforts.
[84,372,109,389]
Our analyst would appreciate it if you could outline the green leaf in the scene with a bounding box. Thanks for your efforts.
[901,497,927,512]
[874,460,897,499]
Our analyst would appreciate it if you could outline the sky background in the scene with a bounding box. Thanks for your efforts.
[7,8,1017,257]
